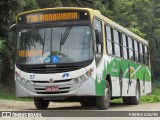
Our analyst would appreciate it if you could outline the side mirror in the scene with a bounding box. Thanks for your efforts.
[9,24,16,31]
[8,24,16,44]
[8,24,16,51]
[95,30,103,44]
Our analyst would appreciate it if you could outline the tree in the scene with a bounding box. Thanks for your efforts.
[0,0,39,89]
[0,0,25,38]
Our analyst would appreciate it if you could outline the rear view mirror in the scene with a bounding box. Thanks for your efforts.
[95,30,103,44]
[9,24,16,31]
[8,24,16,44]
[8,24,16,51]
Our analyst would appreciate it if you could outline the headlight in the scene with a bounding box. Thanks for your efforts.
[80,75,86,81]
[20,78,33,86]
[74,68,94,82]
[26,80,34,86]
[15,73,33,86]
[21,78,26,84]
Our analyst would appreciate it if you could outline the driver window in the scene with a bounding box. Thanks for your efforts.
[94,18,103,65]
[94,18,102,54]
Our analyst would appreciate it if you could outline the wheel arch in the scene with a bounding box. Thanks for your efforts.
[105,74,112,96]
[136,78,141,96]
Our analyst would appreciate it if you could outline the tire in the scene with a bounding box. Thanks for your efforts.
[34,98,49,109]
[80,98,95,107]
[123,97,130,105]
[96,80,111,110]
[130,82,140,105]
[123,82,140,105]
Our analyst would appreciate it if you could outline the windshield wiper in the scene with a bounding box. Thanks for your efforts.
[31,25,45,45]
[60,23,72,52]
[42,30,46,56]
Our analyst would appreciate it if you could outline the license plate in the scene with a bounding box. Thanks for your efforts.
[46,87,59,92]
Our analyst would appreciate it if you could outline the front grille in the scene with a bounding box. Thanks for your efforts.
[35,87,70,94]
[35,87,70,91]
[32,79,72,83]
[36,91,69,94]
[21,66,80,73]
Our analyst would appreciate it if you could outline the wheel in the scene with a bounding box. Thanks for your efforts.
[34,98,49,109]
[130,82,140,105]
[123,97,130,105]
[123,82,140,105]
[96,80,111,110]
[80,98,95,107]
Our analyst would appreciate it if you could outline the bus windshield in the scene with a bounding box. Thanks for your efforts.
[17,25,93,64]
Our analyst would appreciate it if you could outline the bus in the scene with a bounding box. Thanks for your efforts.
[9,7,151,110]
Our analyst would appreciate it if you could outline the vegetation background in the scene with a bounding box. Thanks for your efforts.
[0,0,160,102]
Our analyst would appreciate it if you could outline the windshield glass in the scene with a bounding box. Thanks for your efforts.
[16,25,93,64]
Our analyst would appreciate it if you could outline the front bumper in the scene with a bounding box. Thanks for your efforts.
[15,76,96,98]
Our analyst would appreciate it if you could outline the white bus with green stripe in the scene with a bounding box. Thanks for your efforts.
[9,7,151,110]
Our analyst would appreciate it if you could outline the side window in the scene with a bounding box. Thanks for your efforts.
[106,25,113,55]
[128,37,134,61]
[119,33,123,57]
[139,43,144,64]
[94,19,102,32]
[94,18,102,54]
[144,45,149,66]
[113,29,120,57]
[134,40,139,62]
[122,34,128,59]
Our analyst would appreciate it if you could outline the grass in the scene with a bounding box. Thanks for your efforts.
[0,85,32,101]
[0,90,32,101]
[140,80,160,103]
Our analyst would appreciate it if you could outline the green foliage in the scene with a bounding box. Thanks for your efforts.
[37,0,53,8]
[37,0,62,8]
[0,0,41,87]
[0,0,25,37]
[0,90,31,101]
[128,28,146,38]
[141,80,160,103]
[112,0,138,28]
[0,38,14,86]
[92,0,113,19]
[23,0,39,11]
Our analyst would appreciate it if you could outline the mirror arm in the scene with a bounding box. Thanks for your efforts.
[9,24,16,31]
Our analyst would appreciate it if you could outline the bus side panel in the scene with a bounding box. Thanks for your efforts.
[139,66,151,96]
[105,56,121,97]
[95,56,106,96]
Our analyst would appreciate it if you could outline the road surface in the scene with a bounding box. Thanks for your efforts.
[0,99,159,120]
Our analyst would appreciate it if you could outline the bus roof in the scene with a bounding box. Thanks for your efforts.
[17,7,148,45]
[92,10,148,45]
[17,7,92,17]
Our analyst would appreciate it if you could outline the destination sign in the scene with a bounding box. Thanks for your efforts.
[18,50,42,57]
[26,12,79,23]
[17,10,90,24]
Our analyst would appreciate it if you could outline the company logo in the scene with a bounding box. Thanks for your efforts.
[46,65,56,67]
[62,73,69,78]
[2,112,42,118]
[2,112,11,117]
[49,79,54,83]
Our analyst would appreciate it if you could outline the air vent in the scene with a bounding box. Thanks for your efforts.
[20,66,80,73]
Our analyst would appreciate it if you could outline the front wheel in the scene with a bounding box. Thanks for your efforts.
[34,98,50,109]
[96,81,111,110]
